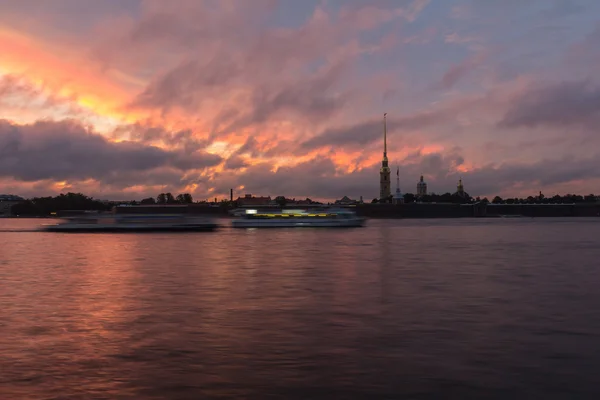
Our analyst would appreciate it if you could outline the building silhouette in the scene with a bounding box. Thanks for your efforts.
[0,194,24,217]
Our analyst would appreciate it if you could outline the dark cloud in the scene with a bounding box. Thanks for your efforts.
[224,155,249,170]
[498,80,600,128]
[93,0,277,68]
[5,117,600,200]
[129,56,348,132]
[132,56,241,111]
[216,61,349,133]
[0,119,222,183]
[452,154,600,196]
[300,108,454,151]
[222,137,263,168]
[112,123,210,154]
[98,167,194,188]
[235,137,260,156]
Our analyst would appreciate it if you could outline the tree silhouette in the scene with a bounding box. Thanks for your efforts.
[275,196,287,207]
[9,192,111,216]
[176,193,193,204]
[403,193,416,203]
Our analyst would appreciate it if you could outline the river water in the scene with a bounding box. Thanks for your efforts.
[1,218,600,399]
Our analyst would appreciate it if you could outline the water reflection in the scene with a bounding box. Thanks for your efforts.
[1,218,600,398]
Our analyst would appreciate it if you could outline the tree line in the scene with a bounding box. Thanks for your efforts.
[140,193,193,205]
[9,192,195,216]
[489,193,597,204]
[11,193,111,216]
[8,191,599,217]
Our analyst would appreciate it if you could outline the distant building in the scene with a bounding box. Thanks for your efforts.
[335,196,359,205]
[0,194,24,217]
[452,178,471,202]
[236,194,273,206]
[290,198,313,205]
[0,195,23,201]
[455,179,466,198]
[417,175,427,197]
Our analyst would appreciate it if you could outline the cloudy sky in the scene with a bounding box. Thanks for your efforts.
[1,0,599,201]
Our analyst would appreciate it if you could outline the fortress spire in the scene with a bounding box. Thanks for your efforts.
[379,113,391,201]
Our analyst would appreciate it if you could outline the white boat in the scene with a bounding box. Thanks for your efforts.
[231,208,365,228]
[40,210,218,232]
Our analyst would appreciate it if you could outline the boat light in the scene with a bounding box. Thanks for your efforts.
[246,209,258,214]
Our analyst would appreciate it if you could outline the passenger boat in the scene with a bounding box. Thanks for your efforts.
[231,208,365,228]
[40,207,218,232]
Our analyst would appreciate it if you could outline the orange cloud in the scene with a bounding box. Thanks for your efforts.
[0,27,144,127]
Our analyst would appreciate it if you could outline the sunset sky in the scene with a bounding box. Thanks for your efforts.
[1,0,599,201]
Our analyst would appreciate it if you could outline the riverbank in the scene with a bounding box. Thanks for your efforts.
[6,202,600,219]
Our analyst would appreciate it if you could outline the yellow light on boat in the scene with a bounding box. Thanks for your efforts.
[246,209,257,214]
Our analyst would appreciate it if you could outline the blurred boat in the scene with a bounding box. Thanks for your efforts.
[231,207,365,228]
[40,208,218,232]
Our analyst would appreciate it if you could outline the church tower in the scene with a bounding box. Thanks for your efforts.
[456,178,465,197]
[417,175,427,197]
[379,113,391,201]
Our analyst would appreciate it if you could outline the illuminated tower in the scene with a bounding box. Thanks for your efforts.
[379,113,391,201]
[393,165,403,204]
